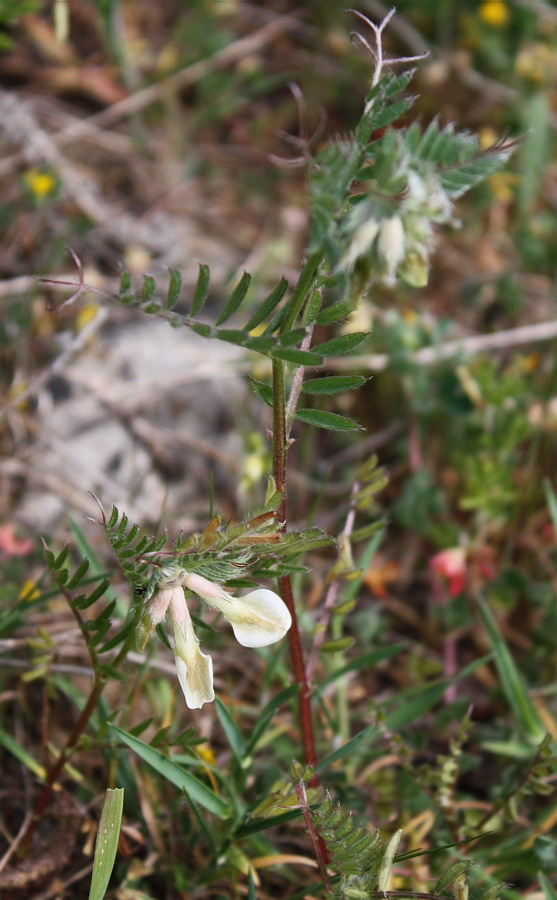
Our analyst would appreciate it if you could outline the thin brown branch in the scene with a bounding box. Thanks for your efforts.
[328,318,557,372]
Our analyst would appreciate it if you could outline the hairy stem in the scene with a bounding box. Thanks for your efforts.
[294,774,330,892]
[270,253,324,770]
[273,355,318,769]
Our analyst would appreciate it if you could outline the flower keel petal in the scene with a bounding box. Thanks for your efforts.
[169,586,215,709]
[173,641,215,709]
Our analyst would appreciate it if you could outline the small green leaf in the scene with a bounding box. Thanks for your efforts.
[351,520,386,542]
[166,269,183,309]
[72,577,111,609]
[190,263,210,316]
[215,329,248,344]
[111,725,229,818]
[245,335,276,352]
[88,788,124,900]
[372,97,415,130]
[315,301,352,325]
[320,637,355,653]
[98,663,127,682]
[98,619,135,653]
[53,546,69,569]
[296,409,363,431]
[250,378,273,407]
[140,275,156,304]
[66,558,90,589]
[191,322,213,338]
[278,327,309,347]
[273,348,323,366]
[302,375,367,395]
[215,272,251,325]
[244,278,289,332]
[119,270,135,304]
[435,860,473,894]
[313,332,367,357]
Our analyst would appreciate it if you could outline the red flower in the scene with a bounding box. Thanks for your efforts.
[430,547,466,597]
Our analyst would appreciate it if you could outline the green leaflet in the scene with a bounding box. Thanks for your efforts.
[302,375,367,395]
[313,331,367,357]
[296,409,363,431]
[215,272,251,325]
[478,597,545,744]
[190,263,210,316]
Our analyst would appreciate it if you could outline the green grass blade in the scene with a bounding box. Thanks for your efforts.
[315,722,376,773]
[245,684,299,756]
[539,872,557,900]
[110,725,230,818]
[544,480,557,532]
[88,788,124,900]
[215,697,245,761]
[316,645,405,695]
[383,683,446,730]
[0,726,46,780]
[477,598,545,744]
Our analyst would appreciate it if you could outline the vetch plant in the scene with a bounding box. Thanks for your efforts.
[7,8,537,899]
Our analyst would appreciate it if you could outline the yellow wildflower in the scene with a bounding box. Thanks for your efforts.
[479,1,510,27]
[23,168,57,200]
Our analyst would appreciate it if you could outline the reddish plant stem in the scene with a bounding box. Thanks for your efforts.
[272,357,318,770]
[18,675,105,856]
[293,775,330,893]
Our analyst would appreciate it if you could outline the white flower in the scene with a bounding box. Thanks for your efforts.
[168,585,215,709]
[377,215,405,285]
[136,571,291,710]
[182,572,292,648]
[341,215,380,271]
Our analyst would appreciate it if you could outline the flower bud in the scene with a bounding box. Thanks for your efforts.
[135,586,173,652]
